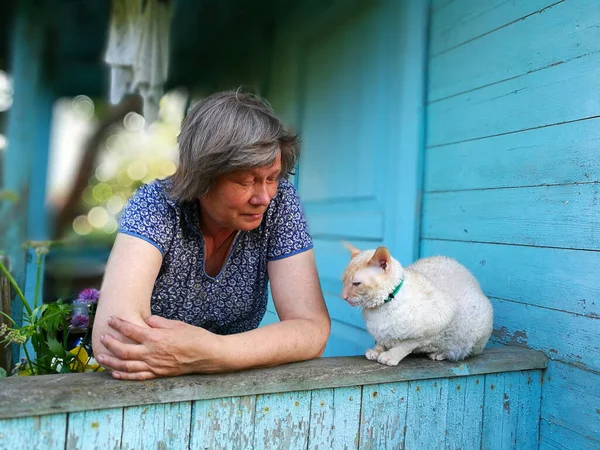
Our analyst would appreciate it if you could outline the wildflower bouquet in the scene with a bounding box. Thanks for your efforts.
[0,245,103,376]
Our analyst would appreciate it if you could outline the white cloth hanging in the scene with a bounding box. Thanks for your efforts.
[104,0,171,123]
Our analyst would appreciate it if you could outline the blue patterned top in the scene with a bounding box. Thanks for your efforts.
[118,178,313,335]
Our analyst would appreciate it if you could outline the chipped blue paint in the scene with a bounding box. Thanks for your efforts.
[0,414,66,449]
[308,387,361,450]
[253,391,311,449]
[67,408,123,449]
[405,379,449,449]
[360,382,409,449]
[445,376,485,449]
[121,402,191,450]
[191,396,256,449]
[451,363,471,376]
[0,370,545,449]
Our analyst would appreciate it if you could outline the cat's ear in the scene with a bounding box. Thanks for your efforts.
[369,246,391,271]
[342,241,361,258]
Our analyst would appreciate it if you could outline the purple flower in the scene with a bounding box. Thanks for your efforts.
[71,314,89,329]
[77,288,100,305]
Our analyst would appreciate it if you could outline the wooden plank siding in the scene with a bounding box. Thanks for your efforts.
[0,357,545,449]
[423,1,600,448]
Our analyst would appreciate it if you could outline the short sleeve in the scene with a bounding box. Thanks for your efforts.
[267,180,313,261]
[118,180,177,255]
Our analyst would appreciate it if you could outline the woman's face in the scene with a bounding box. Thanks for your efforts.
[199,152,282,232]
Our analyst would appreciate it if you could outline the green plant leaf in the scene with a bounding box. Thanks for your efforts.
[47,337,66,357]
[0,367,6,377]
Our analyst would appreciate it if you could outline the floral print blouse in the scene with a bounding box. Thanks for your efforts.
[118,178,313,335]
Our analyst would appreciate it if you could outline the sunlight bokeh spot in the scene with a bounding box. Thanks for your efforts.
[127,160,148,181]
[0,70,13,112]
[95,161,118,182]
[117,171,134,187]
[88,206,109,229]
[105,134,119,151]
[103,216,118,234]
[72,95,95,120]
[106,195,125,214]
[161,160,177,176]
[82,186,95,206]
[73,215,92,236]
[92,183,113,203]
[124,112,145,132]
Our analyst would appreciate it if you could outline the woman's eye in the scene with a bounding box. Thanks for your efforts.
[352,282,361,287]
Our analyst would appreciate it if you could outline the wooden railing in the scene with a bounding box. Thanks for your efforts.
[0,347,547,449]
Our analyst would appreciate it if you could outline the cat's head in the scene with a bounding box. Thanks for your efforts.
[341,243,403,309]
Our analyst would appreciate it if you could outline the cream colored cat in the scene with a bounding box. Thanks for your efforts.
[341,244,493,366]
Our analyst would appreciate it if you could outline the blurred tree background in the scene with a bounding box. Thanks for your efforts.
[44,90,186,300]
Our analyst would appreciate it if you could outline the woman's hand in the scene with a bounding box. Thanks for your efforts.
[96,315,223,380]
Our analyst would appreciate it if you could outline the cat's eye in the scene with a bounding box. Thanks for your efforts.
[352,282,361,286]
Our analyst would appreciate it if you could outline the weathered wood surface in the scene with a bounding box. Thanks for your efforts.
[191,396,256,450]
[427,50,600,147]
[0,348,546,420]
[424,118,600,193]
[429,0,555,57]
[421,240,600,318]
[445,376,485,449]
[429,1,598,101]
[422,183,600,250]
[308,387,361,449]
[121,402,191,450]
[253,391,311,449]
[359,382,408,449]
[426,0,600,448]
[66,408,122,450]
[0,414,67,450]
[0,369,544,450]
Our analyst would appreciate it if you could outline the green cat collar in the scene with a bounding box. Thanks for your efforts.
[385,279,404,303]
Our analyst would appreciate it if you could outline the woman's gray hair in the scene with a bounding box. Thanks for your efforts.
[170,90,300,200]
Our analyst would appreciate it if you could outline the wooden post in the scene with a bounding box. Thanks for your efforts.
[1,4,53,365]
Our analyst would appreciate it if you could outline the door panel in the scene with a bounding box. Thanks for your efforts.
[298,3,392,356]
[261,0,427,357]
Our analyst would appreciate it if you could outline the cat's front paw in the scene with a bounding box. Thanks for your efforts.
[365,348,381,361]
[428,352,447,361]
[377,351,402,366]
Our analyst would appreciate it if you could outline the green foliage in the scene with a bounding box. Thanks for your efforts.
[0,243,102,376]
[0,190,19,203]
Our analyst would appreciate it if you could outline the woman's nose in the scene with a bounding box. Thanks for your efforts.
[249,184,271,206]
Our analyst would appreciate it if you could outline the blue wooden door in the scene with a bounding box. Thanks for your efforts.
[262,0,428,356]
[296,1,427,356]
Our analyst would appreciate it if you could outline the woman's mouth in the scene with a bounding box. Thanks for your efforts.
[243,213,264,220]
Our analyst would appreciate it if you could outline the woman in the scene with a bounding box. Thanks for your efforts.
[92,91,331,380]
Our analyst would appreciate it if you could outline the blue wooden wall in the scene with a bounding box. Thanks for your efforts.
[0,369,544,449]
[422,1,600,449]
[260,0,428,357]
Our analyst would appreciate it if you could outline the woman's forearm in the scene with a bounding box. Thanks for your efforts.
[214,317,330,372]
